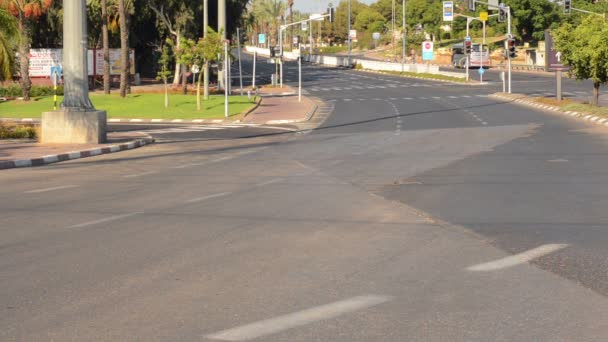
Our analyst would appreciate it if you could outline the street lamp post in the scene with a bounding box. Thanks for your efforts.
[402,0,406,72]
[41,0,106,144]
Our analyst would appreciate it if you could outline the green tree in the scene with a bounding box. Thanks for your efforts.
[553,16,608,106]
[174,37,195,95]
[0,0,54,100]
[150,0,194,85]
[354,7,385,33]
[156,42,172,108]
[0,7,17,82]
[509,0,561,42]
[193,27,223,108]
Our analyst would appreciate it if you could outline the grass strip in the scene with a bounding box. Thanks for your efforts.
[0,94,257,120]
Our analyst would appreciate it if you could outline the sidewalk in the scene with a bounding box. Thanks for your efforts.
[244,86,317,124]
[0,131,154,170]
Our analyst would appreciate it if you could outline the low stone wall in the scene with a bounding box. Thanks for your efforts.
[244,46,464,78]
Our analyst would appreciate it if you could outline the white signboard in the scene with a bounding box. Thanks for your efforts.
[443,1,454,22]
[28,48,134,77]
[29,49,62,77]
[94,49,135,76]
[349,30,357,40]
[310,13,324,21]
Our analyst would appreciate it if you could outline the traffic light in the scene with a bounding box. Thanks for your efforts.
[507,38,516,58]
[468,0,475,11]
[499,6,507,22]
[564,0,571,14]
[327,7,335,23]
[464,40,472,55]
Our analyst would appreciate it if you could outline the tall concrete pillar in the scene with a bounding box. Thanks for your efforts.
[42,0,107,144]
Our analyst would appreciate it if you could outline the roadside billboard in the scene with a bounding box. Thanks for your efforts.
[28,48,135,77]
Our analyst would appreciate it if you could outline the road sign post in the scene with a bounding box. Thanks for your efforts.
[422,41,434,62]
[443,1,454,21]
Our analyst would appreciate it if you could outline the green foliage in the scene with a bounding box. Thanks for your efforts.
[194,27,224,66]
[354,7,386,33]
[509,0,562,41]
[405,0,442,40]
[156,43,173,83]
[0,8,17,82]
[554,16,608,105]
[0,85,63,97]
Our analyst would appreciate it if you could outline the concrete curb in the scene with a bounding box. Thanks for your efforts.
[491,93,608,129]
[0,137,155,170]
[352,68,481,86]
[265,102,319,125]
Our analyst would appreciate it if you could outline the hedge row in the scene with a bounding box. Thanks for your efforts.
[0,85,64,98]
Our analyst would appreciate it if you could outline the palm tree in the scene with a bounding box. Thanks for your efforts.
[0,8,17,82]
[258,0,286,46]
[101,0,110,94]
[118,0,128,97]
[0,0,54,100]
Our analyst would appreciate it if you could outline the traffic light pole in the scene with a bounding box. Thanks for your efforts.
[279,12,332,88]
[471,0,513,93]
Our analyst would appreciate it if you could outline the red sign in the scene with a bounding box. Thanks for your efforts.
[424,42,432,50]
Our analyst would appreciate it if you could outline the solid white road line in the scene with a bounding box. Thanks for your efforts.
[24,185,78,194]
[185,192,231,204]
[255,178,283,187]
[68,212,141,229]
[206,295,391,341]
[467,244,568,271]
[122,171,159,178]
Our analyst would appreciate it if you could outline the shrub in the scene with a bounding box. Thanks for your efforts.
[0,85,64,98]
[0,122,38,139]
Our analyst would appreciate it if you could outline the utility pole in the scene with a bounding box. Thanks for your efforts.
[392,0,396,61]
[203,0,209,99]
[218,0,226,90]
[348,0,351,66]
[402,0,406,71]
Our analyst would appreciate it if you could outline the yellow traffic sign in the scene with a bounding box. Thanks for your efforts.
[480,11,488,21]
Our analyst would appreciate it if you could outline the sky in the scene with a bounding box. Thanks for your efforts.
[294,0,376,14]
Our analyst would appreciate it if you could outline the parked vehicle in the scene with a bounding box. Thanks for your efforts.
[451,43,490,68]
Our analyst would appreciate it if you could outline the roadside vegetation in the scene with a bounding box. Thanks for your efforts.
[0,121,37,139]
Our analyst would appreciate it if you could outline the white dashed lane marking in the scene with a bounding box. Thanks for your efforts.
[24,185,79,194]
[206,295,391,341]
[467,244,568,271]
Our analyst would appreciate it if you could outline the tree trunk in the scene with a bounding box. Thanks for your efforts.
[164,79,169,108]
[18,16,32,101]
[204,61,209,100]
[126,13,131,94]
[173,30,181,85]
[101,0,111,94]
[593,81,600,106]
[197,69,202,111]
[181,64,188,95]
[118,0,128,98]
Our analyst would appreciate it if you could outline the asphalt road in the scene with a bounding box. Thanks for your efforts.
[2,55,608,341]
